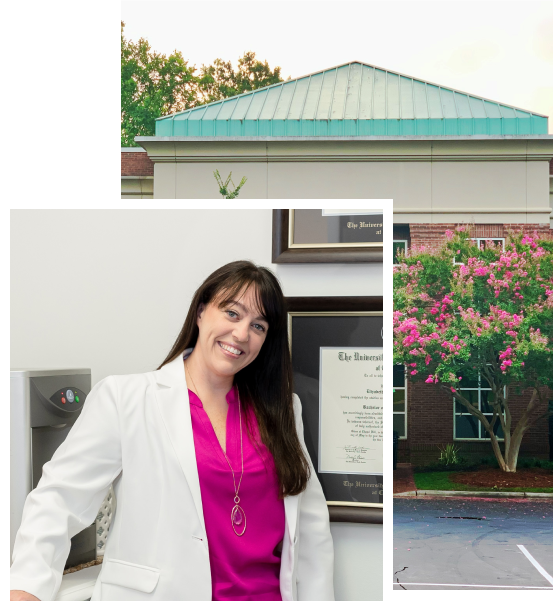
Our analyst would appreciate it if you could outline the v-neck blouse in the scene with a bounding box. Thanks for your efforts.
[188,386,285,601]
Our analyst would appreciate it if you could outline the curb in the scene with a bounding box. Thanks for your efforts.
[394,490,553,498]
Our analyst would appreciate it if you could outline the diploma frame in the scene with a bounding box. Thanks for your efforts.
[272,210,383,264]
[286,296,383,525]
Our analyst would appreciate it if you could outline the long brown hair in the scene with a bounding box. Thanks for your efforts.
[158,260,310,497]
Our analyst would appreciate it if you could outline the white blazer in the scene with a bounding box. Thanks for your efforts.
[10,353,335,601]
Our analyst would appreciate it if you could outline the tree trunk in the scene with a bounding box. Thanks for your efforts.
[488,430,509,471]
[443,383,541,473]
[505,427,525,472]
[503,388,540,472]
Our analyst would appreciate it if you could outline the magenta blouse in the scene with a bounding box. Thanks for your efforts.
[189,386,285,601]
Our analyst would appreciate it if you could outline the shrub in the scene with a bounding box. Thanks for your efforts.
[517,457,553,470]
[438,443,462,466]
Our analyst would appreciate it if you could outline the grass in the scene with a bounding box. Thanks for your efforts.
[413,471,553,494]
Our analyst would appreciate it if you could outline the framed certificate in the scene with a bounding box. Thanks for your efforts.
[287,296,383,524]
[273,209,384,263]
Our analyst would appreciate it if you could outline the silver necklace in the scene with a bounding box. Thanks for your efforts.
[185,362,246,536]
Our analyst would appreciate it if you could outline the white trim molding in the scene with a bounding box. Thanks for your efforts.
[121,176,154,199]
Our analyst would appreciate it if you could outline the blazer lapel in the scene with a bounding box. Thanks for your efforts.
[154,351,206,534]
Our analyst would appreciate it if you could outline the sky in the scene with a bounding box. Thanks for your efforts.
[122,0,553,132]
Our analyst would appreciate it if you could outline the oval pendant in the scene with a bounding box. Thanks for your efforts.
[231,504,246,536]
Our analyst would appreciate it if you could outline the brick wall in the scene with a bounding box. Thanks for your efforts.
[503,224,553,240]
[398,382,552,465]
[409,223,553,251]
[121,151,154,177]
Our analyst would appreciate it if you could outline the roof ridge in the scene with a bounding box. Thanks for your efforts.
[157,60,547,121]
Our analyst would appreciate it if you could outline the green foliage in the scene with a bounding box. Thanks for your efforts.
[121,23,286,146]
[393,228,553,390]
[198,52,285,104]
[438,443,462,466]
[482,455,553,471]
[213,170,247,199]
[414,460,472,473]
[479,455,500,468]
[516,457,553,470]
[121,22,197,147]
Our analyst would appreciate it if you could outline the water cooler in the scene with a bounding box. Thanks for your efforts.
[10,368,97,569]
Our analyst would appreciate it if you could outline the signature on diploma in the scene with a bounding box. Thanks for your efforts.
[346,454,366,463]
[342,445,368,454]
[337,445,368,464]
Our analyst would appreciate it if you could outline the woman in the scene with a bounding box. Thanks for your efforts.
[10,261,334,601]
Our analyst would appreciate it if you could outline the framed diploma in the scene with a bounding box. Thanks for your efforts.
[287,296,383,525]
[272,209,384,263]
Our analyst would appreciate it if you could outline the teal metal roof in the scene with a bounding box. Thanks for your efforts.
[155,62,548,137]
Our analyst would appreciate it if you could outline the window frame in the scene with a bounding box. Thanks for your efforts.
[470,237,505,251]
[393,364,407,440]
[393,240,408,266]
[453,372,505,441]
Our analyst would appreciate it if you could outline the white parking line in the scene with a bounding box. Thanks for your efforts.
[392,582,553,589]
[517,544,553,586]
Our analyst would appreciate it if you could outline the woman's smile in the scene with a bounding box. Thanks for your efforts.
[217,341,245,358]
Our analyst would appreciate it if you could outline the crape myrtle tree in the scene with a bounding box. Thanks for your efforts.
[393,227,553,472]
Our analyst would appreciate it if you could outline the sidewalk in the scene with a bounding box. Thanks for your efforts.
[393,463,417,494]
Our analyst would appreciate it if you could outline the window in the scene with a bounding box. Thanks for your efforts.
[454,237,505,265]
[393,224,410,265]
[393,240,407,265]
[393,365,407,438]
[453,371,504,441]
[470,237,505,251]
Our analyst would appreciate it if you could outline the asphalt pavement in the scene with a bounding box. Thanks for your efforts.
[394,496,553,590]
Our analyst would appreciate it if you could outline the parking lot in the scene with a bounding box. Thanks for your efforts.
[394,496,553,590]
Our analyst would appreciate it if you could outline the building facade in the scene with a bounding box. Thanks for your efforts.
[121,147,154,199]
[393,157,552,465]
[120,61,553,464]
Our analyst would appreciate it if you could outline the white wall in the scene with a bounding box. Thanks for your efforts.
[332,522,383,601]
[143,139,552,227]
[10,208,383,601]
